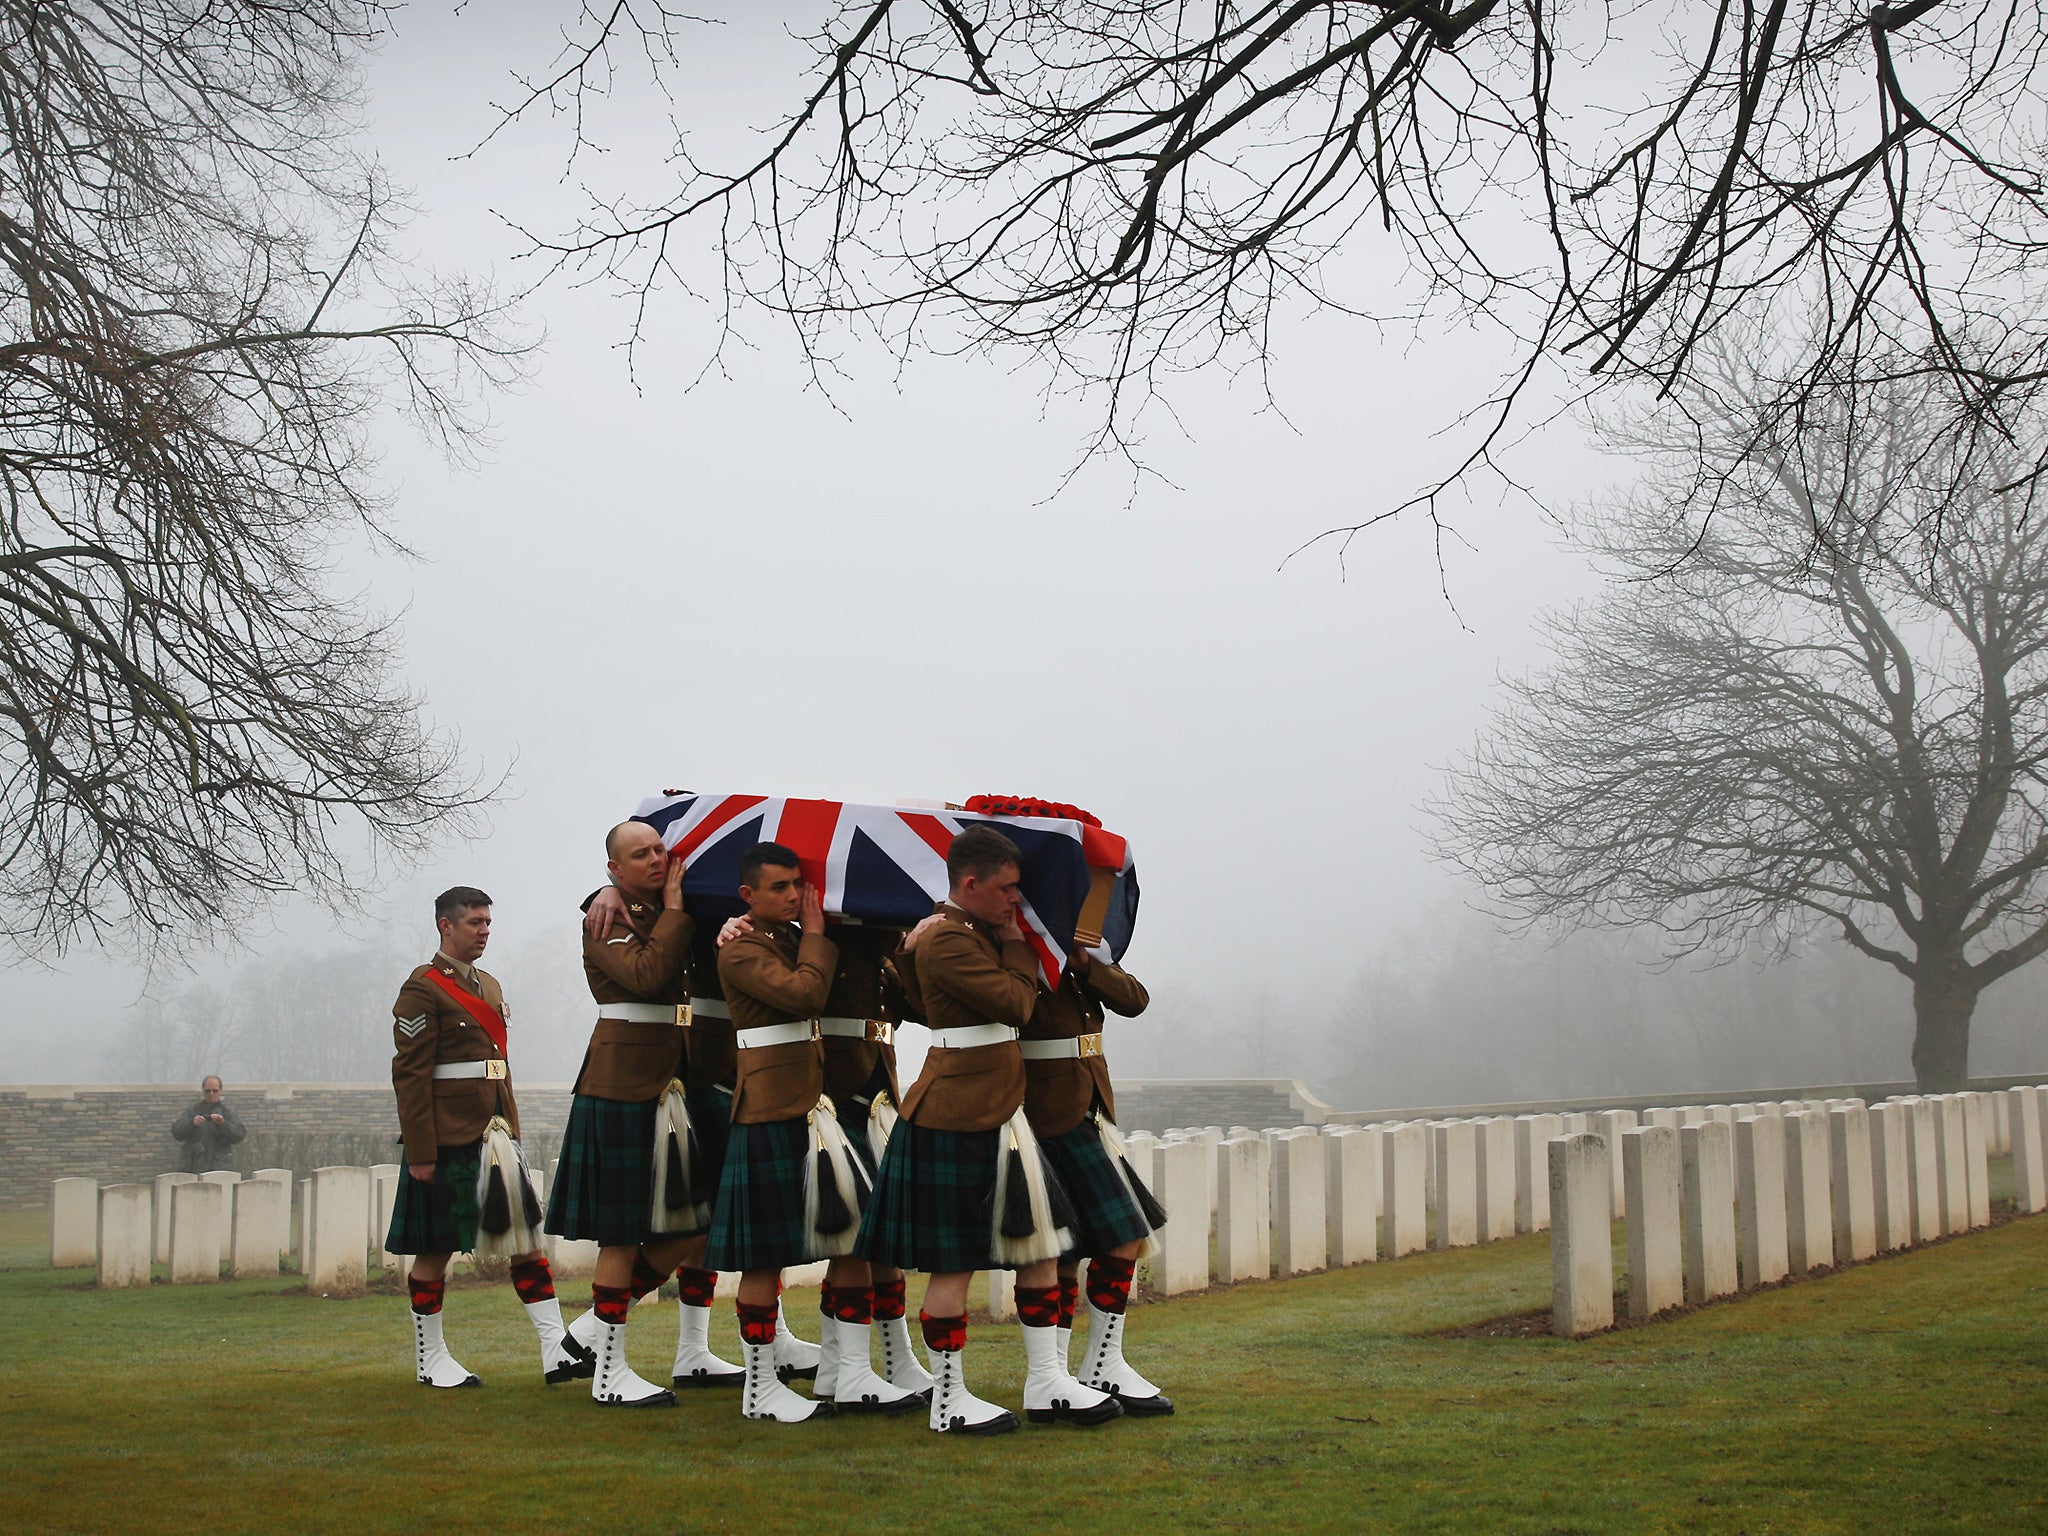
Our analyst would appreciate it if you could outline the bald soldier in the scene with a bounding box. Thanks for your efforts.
[549,822,741,1406]
[387,886,589,1389]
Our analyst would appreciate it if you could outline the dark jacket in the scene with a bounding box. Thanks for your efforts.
[170,1100,247,1174]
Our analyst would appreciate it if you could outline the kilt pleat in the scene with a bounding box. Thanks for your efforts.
[703,1116,814,1271]
[853,1121,1004,1274]
[388,1142,481,1256]
[1042,1115,1157,1257]
[543,1095,661,1245]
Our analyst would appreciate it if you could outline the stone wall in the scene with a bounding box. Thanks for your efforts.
[0,1077,1338,1206]
[0,1084,573,1208]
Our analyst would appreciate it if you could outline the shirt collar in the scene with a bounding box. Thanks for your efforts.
[434,951,478,987]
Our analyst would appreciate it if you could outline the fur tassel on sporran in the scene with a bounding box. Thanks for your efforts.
[647,1079,711,1235]
[1094,1110,1165,1260]
[473,1117,546,1258]
[866,1091,900,1166]
[801,1097,868,1260]
[985,1107,1076,1267]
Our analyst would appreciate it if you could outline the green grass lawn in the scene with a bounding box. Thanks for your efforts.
[1,1204,2043,1535]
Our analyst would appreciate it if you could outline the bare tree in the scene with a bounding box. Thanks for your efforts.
[1437,360,2048,1091]
[1,4,522,955]
[499,2,2047,543]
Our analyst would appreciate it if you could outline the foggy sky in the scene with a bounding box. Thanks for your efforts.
[0,4,1605,1088]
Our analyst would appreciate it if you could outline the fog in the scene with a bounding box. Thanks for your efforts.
[2,5,2033,1103]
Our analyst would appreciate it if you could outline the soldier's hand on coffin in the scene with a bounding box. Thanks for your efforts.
[799,882,824,935]
[662,847,687,907]
[1066,944,1093,978]
[901,912,945,952]
[583,883,628,940]
[717,915,753,947]
[409,1162,436,1183]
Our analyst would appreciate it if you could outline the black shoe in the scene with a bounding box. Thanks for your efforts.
[545,1339,597,1383]
[673,1365,745,1389]
[775,1362,820,1382]
[943,1409,1019,1436]
[1104,1385,1174,1417]
[833,1389,925,1417]
[596,1387,677,1408]
[1026,1396,1124,1427]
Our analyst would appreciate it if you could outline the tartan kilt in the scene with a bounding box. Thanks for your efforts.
[388,1141,482,1256]
[854,1122,1003,1274]
[1043,1115,1158,1257]
[704,1116,814,1271]
[687,1083,733,1191]
[543,1095,661,1245]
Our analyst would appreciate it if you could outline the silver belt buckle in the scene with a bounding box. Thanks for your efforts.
[809,1018,823,1042]
[867,1019,893,1045]
[485,1059,508,1080]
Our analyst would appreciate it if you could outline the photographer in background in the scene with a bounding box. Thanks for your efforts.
[170,1076,246,1174]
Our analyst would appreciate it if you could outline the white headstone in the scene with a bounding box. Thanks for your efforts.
[1707,1105,1736,1128]
[985,1267,1015,1323]
[1431,1121,1479,1251]
[1515,1114,1563,1233]
[1324,1127,1380,1266]
[1784,1111,1834,1274]
[1475,1117,1517,1242]
[50,1178,98,1268]
[230,1178,287,1279]
[551,1237,599,1278]
[153,1172,196,1264]
[297,1177,314,1272]
[1677,1106,1708,1128]
[1991,1089,2012,1158]
[1960,1095,1991,1230]
[1868,1101,1913,1251]
[1828,1105,1878,1263]
[1622,1126,1682,1320]
[1734,1115,1789,1288]
[1593,1110,1638,1218]
[2008,1087,2047,1216]
[1934,1095,1969,1236]
[306,1165,371,1295]
[1271,1133,1328,1275]
[1216,1138,1270,1283]
[169,1179,225,1283]
[1549,1134,1613,1337]
[1381,1122,1428,1259]
[97,1184,153,1289]
[1155,1138,1210,1294]
[371,1169,402,1271]
[1643,1108,1683,1131]
[199,1171,240,1262]
[1905,1098,1942,1244]
[249,1169,293,1259]
[1680,1121,1739,1304]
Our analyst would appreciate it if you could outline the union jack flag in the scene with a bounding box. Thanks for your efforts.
[629,793,1139,984]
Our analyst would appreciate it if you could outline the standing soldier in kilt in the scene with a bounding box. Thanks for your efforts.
[813,924,933,1403]
[708,842,919,1423]
[550,822,743,1406]
[1024,944,1172,1415]
[388,887,588,1390]
[857,826,1122,1436]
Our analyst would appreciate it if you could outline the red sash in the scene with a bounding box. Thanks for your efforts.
[426,970,509,1057]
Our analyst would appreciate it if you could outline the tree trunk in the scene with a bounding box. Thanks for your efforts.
[1910,961,1980,1093]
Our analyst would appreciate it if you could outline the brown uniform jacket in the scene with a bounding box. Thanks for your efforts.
[575,899,694,1102]
[717,921,837,1124]
[897,903,1037,1134]
[1022,953,1150,1137]
[820,924,904,1105]
[390,955,520,1168]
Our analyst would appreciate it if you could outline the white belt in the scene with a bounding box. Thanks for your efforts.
[926,1024,1019,1049]
[735,1019,821,1049]
[820,1017,894,1044]
[691,998,731,1020]
[432,1060,509,1080]
[598,1003,691,1026]
[1019,1033,1104,1061]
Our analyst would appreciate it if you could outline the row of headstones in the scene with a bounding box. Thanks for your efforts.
[1548,1087,2048,1335]
[61,1159,831,1296]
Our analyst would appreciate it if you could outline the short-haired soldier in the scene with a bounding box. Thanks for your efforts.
[387,887,587,1390]
[707,843,920,1422]
[548,821,743,1407]
[856,826,1121,1435]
